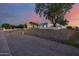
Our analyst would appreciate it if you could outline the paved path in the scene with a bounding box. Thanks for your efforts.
[3,31,79,56]
[0,31,11,56]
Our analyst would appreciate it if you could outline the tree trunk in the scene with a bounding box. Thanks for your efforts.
[51,16,57,27]
[33,25,34,28]
[52,19,57,27]
[53,22,56,27]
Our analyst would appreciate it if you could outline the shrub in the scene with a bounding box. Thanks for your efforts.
[73,26,79,31]
[66,26,73,30]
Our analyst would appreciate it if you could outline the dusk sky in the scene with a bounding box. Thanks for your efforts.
[65,3,79,27]
[0,3,79,26]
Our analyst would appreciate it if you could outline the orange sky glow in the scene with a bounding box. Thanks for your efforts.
[65,4,79,27]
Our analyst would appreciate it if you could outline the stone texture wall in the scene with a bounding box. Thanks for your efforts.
[24,29,75,42]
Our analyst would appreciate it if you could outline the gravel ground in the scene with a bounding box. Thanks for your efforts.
[2,31,79,56]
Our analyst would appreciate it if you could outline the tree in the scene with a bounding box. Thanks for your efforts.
[57,16,69,26]
[16,24,24,28]
[1,23,27,29]
[1,23,13,29]
[15,24,27,29]
[24,24,27,28]
[35,3,74,27]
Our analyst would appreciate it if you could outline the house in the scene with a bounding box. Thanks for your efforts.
[27,21,66,30]
[27,21,48,29]
[47,23,66,30]
[38,23,48,29]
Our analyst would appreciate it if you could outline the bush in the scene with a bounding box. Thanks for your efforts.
[1,23,14,29]
[73,26,79,31]
[66,26,73,30]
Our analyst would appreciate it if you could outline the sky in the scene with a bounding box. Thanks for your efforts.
[0,3,79,26]
[0,3,47,25]
[0,3,35,25]
[65,3,79,27]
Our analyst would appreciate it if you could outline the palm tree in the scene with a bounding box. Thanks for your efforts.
[35,3,74,27]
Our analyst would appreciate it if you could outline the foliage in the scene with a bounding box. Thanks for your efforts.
[66,26,73,29]
[1,23,14,29]
[16,24,24,28]
[1,23,27,29]
[16,24,27,29]
[73,26,79,31]
[35,3,74,27]
[24,24,27,28]
[57,16,69,25]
